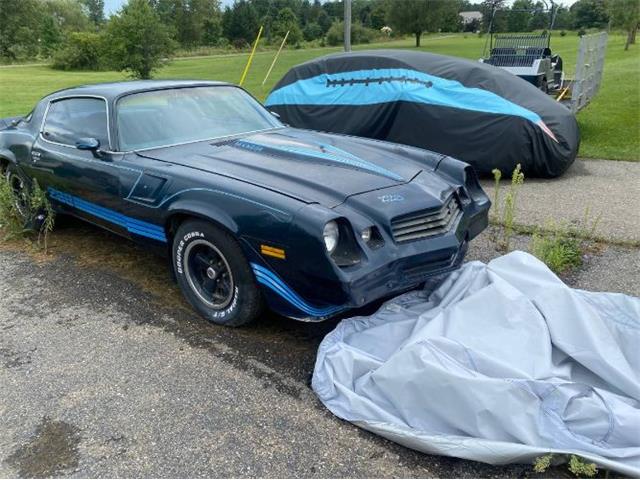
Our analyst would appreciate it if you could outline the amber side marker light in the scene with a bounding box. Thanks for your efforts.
[261,244,286,259]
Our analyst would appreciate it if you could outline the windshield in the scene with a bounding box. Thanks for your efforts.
[116,86,282,151]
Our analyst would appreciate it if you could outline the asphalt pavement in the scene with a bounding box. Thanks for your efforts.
[1,158,638,477]
[480,159,640,245]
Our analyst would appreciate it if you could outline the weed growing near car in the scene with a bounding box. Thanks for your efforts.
[0,172,25,239]
[491,164,524,252]
[531,225,583,274]
[530,210,602,275]
[533,453,598,477]
[0,173,55,252]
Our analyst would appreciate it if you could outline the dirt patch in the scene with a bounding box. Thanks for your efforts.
[1,217,189,312]
[6,417,80,478]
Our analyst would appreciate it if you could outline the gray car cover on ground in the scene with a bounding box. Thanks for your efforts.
[312,252,640,476]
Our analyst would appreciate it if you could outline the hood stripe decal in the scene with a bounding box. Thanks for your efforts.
[234,139,404,181]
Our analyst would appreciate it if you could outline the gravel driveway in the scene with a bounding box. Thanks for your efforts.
[1,218,637,478]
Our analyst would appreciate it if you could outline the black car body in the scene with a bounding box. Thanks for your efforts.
[0,80,490,326]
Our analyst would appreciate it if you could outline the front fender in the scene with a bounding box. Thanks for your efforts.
[165,198,239,234]
[0,147,17,164]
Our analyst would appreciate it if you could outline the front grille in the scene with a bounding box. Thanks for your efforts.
[391,195,461,243]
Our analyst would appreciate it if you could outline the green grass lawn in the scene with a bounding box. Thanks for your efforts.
[0,33,637,160]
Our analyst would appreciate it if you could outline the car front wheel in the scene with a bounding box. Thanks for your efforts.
[5,165,29,220]
[172,219,263,327]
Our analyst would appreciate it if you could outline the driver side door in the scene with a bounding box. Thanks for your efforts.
[28,96,129,236]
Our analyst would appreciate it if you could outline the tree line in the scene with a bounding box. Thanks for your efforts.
[0,0,636,77]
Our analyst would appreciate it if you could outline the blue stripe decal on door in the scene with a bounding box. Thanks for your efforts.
[265,67,542,125]
[251,263,345,318]
[48,187,167,242]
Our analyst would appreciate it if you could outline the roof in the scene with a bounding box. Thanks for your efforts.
[45,80,233,101]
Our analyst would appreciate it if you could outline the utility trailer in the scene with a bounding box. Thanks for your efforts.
[480,32,564,93]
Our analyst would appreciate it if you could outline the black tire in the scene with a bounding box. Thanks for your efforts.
[172,219,263,327]
[5,164,29,220]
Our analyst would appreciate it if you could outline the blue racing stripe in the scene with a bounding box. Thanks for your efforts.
[48,187,167,242]
[234,138,404,181]
[251,263,345,318]
[265,67,542,125]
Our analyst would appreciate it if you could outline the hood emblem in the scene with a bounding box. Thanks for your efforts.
[378,194,405,203]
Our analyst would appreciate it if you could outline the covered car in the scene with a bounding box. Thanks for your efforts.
[265,50,580,178]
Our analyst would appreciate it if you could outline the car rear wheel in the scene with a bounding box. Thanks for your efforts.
[173,219,263,327]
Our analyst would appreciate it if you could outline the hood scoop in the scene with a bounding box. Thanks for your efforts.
[230,137,405,182]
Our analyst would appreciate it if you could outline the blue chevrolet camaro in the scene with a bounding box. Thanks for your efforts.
[0,80,490,326]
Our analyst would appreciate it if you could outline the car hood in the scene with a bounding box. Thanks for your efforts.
[137,128,434,207]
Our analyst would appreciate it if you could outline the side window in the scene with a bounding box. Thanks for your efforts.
[42,98,109,148]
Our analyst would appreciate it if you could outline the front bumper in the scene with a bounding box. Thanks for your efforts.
[250,197,489,322]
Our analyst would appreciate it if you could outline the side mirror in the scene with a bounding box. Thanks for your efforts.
[76,137,100,151]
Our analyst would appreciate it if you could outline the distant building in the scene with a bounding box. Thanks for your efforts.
[459,11,483,25]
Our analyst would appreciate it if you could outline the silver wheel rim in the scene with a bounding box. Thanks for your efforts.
[184,239,235,310]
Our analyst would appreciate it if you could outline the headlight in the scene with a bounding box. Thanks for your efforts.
[323,221,339,253]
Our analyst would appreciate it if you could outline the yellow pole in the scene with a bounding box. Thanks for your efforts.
[239,25,263,87]
[262,30,290,86]
[556,85,571,102]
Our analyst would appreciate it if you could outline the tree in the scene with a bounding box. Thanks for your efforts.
[528,1,548,30]
[553,6,574,30]
[47,0,92,32]
[0,0,43,60]
[508,0,533,32]
[571,0,608,30]
[104,0,175,79]
[480,0,508,33]
[82,0,105,26]
[608,0,640,50]
[222,0,260,45]
[40,15,65,57]
[387,0,454,47]
[272,7,303,45]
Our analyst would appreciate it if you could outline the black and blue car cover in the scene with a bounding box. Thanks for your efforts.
[265,50,580,178]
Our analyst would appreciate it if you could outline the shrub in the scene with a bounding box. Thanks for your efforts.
[326,21,377,46]
[52,32,105,71]
[560,30,567,36]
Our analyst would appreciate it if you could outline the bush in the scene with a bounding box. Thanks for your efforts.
[52,32,104,70]
[560,30,567,36]
[303,22,324,42]
[325,21,377,46]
